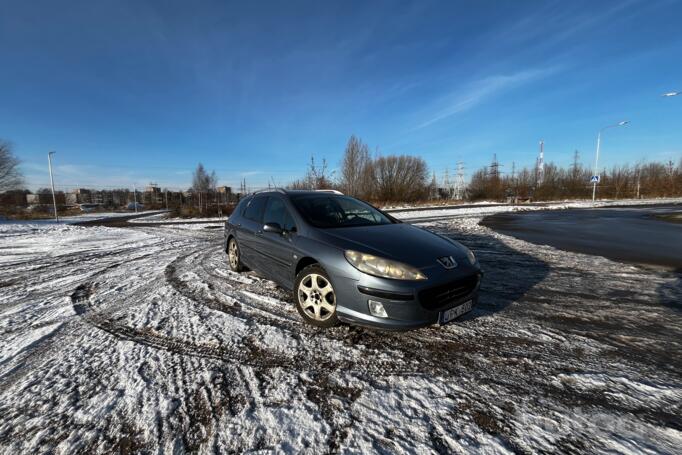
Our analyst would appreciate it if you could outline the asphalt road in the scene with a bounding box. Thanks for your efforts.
[481,204,682,271]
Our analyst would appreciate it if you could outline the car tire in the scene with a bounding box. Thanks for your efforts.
[227,237,245,272]
[294,264,339,328]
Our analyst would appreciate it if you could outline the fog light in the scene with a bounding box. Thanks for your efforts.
[368,300,388,318]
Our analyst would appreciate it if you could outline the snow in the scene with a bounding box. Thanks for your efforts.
[127,214,228,224]
[0,202,680,454]
[0,210,169,226]
[391,197,682,221]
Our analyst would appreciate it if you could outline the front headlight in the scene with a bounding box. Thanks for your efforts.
[344,250,427,280]
[465,247,476,265]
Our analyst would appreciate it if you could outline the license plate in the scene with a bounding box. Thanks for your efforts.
[439,300,473,325]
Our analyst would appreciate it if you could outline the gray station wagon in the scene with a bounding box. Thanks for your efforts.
[224,189,482,330]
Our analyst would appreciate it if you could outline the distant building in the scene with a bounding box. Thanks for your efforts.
[66,188,92,205]
[27,192,65,205]
[216,186,235,203]
[143,183,162,205]
[111,189,131,206]
[91,190,113,206]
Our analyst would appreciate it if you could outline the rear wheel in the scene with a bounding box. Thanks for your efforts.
[294,264,339,328]
[227,238,245,272]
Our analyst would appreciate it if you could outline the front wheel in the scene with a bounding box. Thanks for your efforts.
[227,238,245,272]
[294,264,339,328]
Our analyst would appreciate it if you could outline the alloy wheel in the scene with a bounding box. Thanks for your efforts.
[228,240,239,270]
[297,273,336,321]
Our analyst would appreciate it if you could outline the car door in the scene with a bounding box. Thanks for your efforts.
[238,195,268,270]
[258,196,297,288]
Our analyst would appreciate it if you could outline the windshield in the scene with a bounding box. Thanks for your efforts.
[290,194,393,228]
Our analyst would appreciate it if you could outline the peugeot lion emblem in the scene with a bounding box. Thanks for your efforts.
[437,256,458,269]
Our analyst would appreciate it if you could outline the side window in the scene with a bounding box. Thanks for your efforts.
[263,197,296,231]
[243,196,267,222]
[234,197,249,216]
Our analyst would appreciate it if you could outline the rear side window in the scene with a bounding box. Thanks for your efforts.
[263,197,296,231]
[243,196,267,222]
[234,197,250,216]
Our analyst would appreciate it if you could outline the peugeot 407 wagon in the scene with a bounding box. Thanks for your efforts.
[224,189,482,330]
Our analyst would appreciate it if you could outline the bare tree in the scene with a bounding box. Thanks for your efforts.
[289,156,335,190]
[610,165,630,199]
[515,168,535,200]
[192,163,217,192]
[535,163,563,200]
[467,168,489,201]
[191,163,218,213]
[373,155,429,202]
[339,135,372,198]
[0,141,24,192]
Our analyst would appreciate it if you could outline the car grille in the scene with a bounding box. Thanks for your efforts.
[418,274,480,311]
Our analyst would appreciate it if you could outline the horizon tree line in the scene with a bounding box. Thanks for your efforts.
[1,137,681,204]
[468,158,682,201]
[289,135,682,203]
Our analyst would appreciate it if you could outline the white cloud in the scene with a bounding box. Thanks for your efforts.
[240,171,263,177]
[413,66,559,130]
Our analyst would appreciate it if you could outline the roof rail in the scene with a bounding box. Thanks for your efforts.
[315,189,344,195]
[252,188,288,195]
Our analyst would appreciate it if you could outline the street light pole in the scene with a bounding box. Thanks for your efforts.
[47,151,59,222]
[592,121,629,202]
[591,132,602,202]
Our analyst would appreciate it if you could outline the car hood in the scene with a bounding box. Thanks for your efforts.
[318,223,467,268]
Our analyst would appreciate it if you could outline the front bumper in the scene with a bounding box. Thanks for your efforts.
[332,267,482,330]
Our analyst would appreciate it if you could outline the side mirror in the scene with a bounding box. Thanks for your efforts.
[263,222,283,235]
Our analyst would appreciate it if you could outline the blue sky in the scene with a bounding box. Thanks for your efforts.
[1,0,681,191]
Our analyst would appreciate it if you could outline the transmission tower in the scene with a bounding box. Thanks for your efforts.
[430,171,438,199]
[536,140,545,186]
[489,154,501,179]
[572,150,580,172]
[454,161,465,199]
[443,168,452,198]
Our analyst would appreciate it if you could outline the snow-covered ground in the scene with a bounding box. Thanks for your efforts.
[0,210,169,226]
[127,214,228,224]
[391,197,682,221]
[0,205,680,454]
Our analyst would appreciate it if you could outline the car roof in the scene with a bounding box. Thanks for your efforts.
[251,189,344,197]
